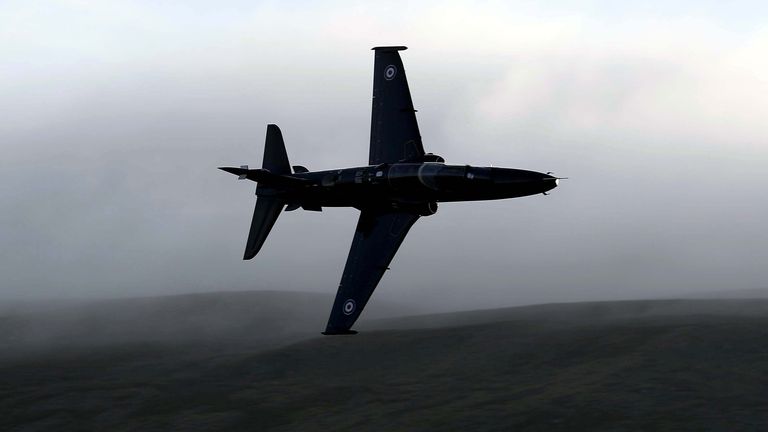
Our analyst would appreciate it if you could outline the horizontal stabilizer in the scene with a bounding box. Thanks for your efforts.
[219,166,250,178]
[244,197,284,260]
[218,167,310,187]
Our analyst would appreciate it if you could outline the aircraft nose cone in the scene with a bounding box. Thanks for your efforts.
[488,168,559,196]
[541,173,559,193]
[543,173,558,186]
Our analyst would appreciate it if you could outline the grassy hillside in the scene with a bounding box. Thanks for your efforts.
[2,294,768,431]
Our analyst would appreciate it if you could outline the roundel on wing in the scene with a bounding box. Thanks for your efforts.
[343,299,356,315]
[384,65,397,80]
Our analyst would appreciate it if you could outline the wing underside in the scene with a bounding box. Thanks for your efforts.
[369,46,425,165]
[324,210,420,334]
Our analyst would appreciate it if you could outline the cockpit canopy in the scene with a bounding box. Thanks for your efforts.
[465,166,492,181]
[388,163,492,191]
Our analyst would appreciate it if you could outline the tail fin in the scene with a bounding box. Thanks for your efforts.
[244,125,289,259]
[244,197,284,260]
[263,124,290,175]
[219,124,299,184]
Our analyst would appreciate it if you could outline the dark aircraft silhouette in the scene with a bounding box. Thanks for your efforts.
[220,46,559,335]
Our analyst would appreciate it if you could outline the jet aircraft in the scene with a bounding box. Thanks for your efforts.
[220,46,559,334]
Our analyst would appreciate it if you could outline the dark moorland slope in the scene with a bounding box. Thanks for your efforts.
[2,292,768,431]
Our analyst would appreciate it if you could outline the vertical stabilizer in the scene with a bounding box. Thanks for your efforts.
[263,124,291,175]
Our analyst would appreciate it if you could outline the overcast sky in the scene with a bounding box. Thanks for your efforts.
[1,1,766,311]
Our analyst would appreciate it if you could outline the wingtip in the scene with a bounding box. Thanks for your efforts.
[371,46,407,51]
[321,329,358,336]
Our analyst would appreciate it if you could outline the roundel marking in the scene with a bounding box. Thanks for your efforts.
[343,299,356,315]
[384,65,397,80]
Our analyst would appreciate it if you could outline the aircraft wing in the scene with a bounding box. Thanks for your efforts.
[323,209,420,334]
[369,46,425,165]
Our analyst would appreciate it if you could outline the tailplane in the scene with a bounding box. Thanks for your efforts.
[243,197,284,259]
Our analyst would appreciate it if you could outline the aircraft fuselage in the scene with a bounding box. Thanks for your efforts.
[259,163,558,213]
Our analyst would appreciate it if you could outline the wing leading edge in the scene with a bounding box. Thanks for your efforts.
[369,46,425,165]
[323,210,420,334]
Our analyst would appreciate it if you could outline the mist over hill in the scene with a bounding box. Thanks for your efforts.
[2,291,768,431]
[0,290,421,356]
